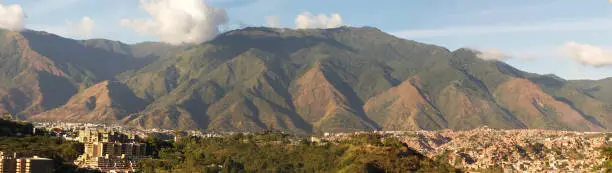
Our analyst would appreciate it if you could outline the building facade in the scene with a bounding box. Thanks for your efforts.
[0,153,53,173]
[15,156,53,173]
[0,152,16,173]
[75,130,147,172]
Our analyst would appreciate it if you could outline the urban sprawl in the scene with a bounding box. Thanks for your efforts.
[3,122,608,173]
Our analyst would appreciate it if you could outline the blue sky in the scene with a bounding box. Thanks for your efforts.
[3,0,612,80]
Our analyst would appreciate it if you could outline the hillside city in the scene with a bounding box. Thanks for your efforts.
[25,122,612,172]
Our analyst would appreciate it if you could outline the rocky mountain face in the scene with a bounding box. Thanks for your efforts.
[30,80,147,123]
[1,27,611,133]
[0,29,184,119]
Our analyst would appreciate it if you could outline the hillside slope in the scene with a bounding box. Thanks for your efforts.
[0,29,183,119]
[30,81,147,123]
[116,27,611,132]
[13,26,612,132]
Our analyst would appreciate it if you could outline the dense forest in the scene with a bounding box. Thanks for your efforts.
[137,131,460,173]
[0,113,34,137]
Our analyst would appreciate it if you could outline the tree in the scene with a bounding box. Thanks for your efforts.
[135,133,458,173]
[598,146,612,171]
[61,142,85,161]
[222,157,245,173]
[600,146,612,160]
[1,112,12,121]
[143,136,173,158]
[382,137,406,149]
[136,158,159,173]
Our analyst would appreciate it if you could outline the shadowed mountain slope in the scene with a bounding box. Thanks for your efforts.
[4,26,609,133]
[0,29,183,119]
[114,27,611,132]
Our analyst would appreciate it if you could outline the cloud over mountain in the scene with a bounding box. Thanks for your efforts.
[476,48,512,61]
[0,2,25,31]
[266,16,281,28]
[121,0,228,45]
[561,42,612,67]
[69,16,94,37]
[295,12,343,29]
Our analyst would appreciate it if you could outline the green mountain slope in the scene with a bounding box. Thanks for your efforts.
[0,29,182,119]
[7,26,611,133]
[112,27,612,132]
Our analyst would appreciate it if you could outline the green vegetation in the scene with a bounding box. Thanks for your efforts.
[0,136,84,170]
[2,27,612,132]
[473,164,504,173]
[597,145,612,172]
[0,119,34,136]
[0,29,181,121]
[137,132,459,173]
[0,119,96,173]
[117,27,612,132]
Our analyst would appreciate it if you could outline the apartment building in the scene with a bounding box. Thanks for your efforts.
[75,130,147,172]
[0,152,16,173]
[15,156,53,173]
[0,152,53,173]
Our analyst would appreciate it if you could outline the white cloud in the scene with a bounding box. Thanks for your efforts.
[22,0,81,17]
[0,2,25,31]
[121,0,228,45]
[68,16,95,37]
[40,16,96,38]
[561,42,612,67]
[266,16,281,28]
[394,18,612,38]
[471,48,512,61]
[295,12,343,29]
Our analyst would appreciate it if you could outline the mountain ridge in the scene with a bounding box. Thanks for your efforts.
[1,26,611,133]
[0,28,185,119]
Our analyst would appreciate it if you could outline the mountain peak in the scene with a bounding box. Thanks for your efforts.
[542,74,565,81]
[30,80,146,123]
[222,26,385,37]
[3,23,612,132]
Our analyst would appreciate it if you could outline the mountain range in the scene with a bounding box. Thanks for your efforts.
[1,27,611,133]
